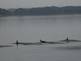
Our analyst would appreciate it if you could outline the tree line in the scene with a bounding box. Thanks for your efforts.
[0,6,81,16]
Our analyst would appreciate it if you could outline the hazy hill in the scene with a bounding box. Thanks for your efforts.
[0,6,81,16]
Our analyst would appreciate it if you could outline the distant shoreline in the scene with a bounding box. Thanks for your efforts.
[0,14,81,17]
[0,6,81,16]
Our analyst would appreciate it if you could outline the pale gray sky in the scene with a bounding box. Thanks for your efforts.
[0,0,81,8]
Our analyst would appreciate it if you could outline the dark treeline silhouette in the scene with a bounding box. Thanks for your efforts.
[0,8,9,16]
[0,6,81,16]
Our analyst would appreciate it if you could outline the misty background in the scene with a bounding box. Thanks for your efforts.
[0,0,81,8]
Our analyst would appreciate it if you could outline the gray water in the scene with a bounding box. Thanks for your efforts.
[0,15,81,61]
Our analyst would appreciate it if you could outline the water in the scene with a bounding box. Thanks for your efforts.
[0,15,81,61]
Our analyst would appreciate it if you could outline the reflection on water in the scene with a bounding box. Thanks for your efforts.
[0,15,81,61]
[56,46,81,50]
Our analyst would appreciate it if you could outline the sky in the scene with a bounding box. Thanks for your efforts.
[0,0,81,8]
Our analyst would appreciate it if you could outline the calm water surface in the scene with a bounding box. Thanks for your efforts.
[0,15,81,61]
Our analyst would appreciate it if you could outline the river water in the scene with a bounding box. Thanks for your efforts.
[0,15,81,61]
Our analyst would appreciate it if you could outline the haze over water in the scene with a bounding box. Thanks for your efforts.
[0,15,81,61]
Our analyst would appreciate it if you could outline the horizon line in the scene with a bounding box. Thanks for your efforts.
[1,5,81,9]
